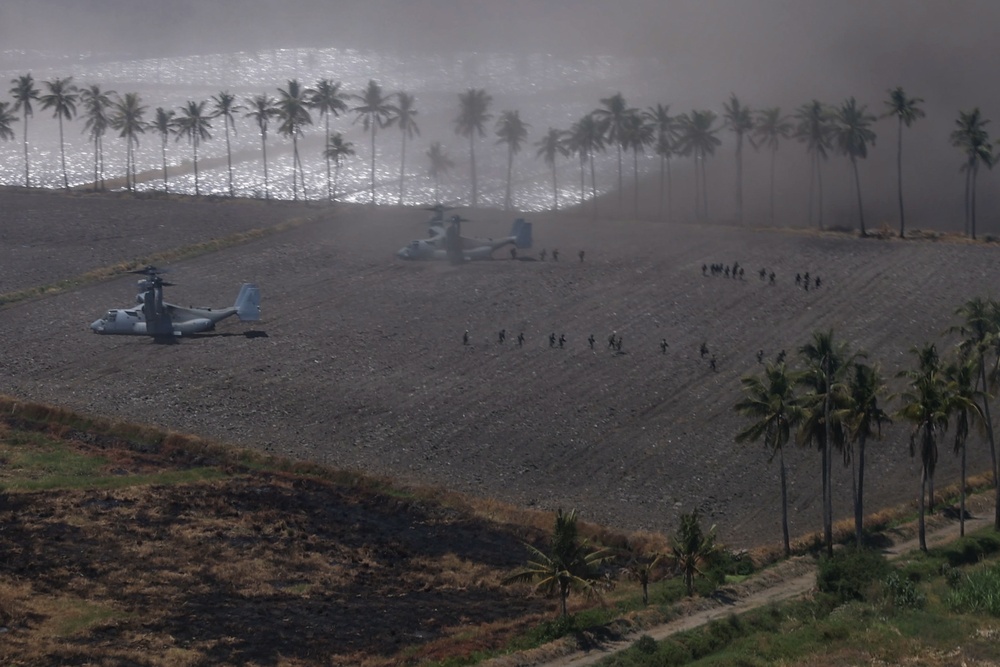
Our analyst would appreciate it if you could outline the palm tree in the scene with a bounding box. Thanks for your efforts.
[352,80,397,205]
[794,100,834,229]
[620,110,655,218]
[645,104,679,221]
[882,87,925,238]
[495,109,530,211]
[619,541,663,606]
[735,362,802,557]
[722,94,753,224]
[593,92,636,210]
[244,94,278,200]
[426,141,454,204]
[951,297,1000,531]
[751,107,793,225]
[323,132,355,202]
[896,343,950,551]
[110,92,146,191]
[388,91,420,205]
[798,330,852,556]
[945,354,983,537]
[308,79,349,202]
[453,88,493,208]
[150,107,175,192]
[211,91,243,197]
[174,100,212,196]
[80,84,115,190]
[675,110,721,220]
[276,79,313,201]
[535,127,569,211]
[950,108,993,239]
[841,361,889,547]
[0,101,16,142]
[832,97,877,235]
[502,509,612,617]
[39,77,79,190]
[9,73,39,187]
[567,113,605,215]
[670,510,718,597]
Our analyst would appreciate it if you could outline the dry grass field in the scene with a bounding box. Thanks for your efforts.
[1,187,998,549]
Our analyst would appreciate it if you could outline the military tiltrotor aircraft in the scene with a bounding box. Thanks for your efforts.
[90,266,260,337]
[396,214,533,261]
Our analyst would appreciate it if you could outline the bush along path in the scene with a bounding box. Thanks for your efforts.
[491,493,998,667]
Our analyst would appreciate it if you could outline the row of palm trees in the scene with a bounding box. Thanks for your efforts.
[735,297,1000,558]
[2,74,995,236]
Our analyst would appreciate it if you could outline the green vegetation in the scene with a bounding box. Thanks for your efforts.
[597,535,1000,666]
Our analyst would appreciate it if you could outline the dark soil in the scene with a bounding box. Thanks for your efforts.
[1,187,997,549]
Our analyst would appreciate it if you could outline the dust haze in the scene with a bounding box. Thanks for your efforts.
[3,0,1000,230]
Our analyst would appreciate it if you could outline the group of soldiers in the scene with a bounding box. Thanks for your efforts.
[701,262,824,291]
[460,328,728,372]
[703,262,747,280]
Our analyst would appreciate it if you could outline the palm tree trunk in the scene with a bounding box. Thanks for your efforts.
[505,147,513,211]
[98,135,105,191]
[578,156,585,207]
[192,138,200,196]
[22,115,30,187]
[817,158,825,230]
[963,165,971,236]
[632,149,639,218]
[896,118,905,238]
[971,163,978,240]
[469,134,477,208]
[370,125,377,205]
[735,138,743,224]
[589,153,598,217]
[334,163,341,202]
[808,153,816,227]
[261,134,270,200]
[161,139,169,193]
[919,466,927,551]
[823,358,833,557]
[326,115,332,202]
[667,157,673,224]
[928,467,935,514]
[693,156,701,220]
[291,136,299,201]
[552,163,559,211]
[976,360,998,531]
[769,147,777,225]
[560,581,568,617]
[961,440,967,537]
[658,155,665,219]
[617,144,623,208]
[93,138,99,189]
[59,116,68,190]
[856,433,866,547]
[780,446,790,557]
[852,155,866,236]
[225,119,234,196]
[399,132,407,206]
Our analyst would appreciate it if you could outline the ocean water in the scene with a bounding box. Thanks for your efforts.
[0,46,661,211]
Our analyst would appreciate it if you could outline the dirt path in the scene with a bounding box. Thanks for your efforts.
[510,499,997,667]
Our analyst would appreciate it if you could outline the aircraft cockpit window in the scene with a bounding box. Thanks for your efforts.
[409,240,420,249]
[105,310,117,322]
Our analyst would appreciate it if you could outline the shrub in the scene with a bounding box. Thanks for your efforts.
[633,634,657,655]
[882,572,926,610]
[817,547,890,603]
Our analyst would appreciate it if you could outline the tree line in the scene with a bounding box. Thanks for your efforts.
[1,75,996,232]
[735,296,1000,558]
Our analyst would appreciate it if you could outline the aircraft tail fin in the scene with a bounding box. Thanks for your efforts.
[235,283,261,322]
[511,218,533,249]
